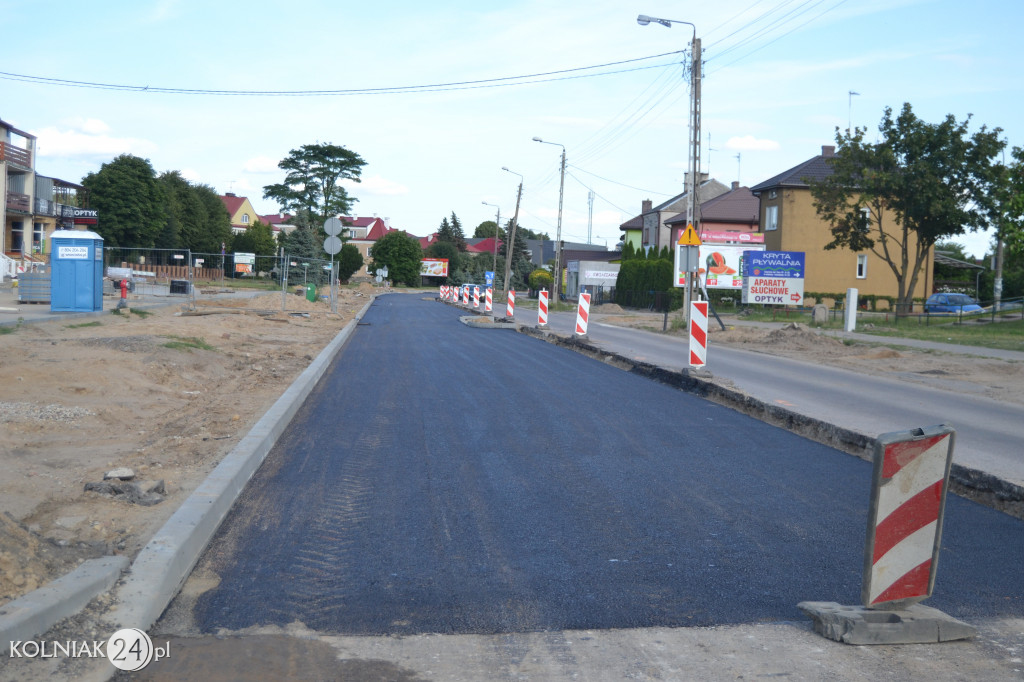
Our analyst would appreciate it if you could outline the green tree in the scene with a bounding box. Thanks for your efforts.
[474,220,498,238]
[809,103,1005,313]
[620,241,636,261]
[262,142,366,239]
[232,220,277,257]
[498,218,533,291]
[157,172,232,253]
[280,227,327,285]
[82,154,166,248]
[336,243,364,282]
[371,230,423,286]
[436,214,467,251]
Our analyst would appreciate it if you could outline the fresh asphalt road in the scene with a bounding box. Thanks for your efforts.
[182,294,1024,637]
[544,309,1024,488]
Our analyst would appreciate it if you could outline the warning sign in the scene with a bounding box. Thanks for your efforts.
[677,224,702,246]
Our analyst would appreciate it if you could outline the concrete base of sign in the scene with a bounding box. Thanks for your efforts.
[537,324,549,330]
[797,601,976,645]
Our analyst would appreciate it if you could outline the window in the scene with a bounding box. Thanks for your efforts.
[765,205,778,231]
[242,214,250,224]
[856,254,867,279]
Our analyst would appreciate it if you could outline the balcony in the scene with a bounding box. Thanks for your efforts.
[0,142,32,170]
[6,191,30,213]
[34,196,56,216]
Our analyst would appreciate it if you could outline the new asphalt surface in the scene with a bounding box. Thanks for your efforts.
[182,294,1024,637]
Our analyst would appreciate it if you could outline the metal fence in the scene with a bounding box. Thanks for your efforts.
[102,247,344,313]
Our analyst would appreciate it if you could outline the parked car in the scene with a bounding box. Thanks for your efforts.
[924,293,983,314]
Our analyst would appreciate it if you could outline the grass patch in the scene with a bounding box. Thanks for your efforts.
[162,335,216,352]
[0,324,18,335]
[858,318,1024,352]
[66,321,103,329]
[110,308,153,318]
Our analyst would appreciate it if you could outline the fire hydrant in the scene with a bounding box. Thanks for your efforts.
[117,278,129,309]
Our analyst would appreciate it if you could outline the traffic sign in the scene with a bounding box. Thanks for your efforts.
[323,235,342,255]
[677,223,702,246]
[324,217,343,236]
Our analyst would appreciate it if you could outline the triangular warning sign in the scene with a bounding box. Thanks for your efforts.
[677,223,702,246]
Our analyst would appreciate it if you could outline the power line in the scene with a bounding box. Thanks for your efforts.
[0,51,682,97]
[568,164,673,196]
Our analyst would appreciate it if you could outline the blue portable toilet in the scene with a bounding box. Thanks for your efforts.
[50,230,104,312]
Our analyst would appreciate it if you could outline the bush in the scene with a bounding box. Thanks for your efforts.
[528,268,553,292]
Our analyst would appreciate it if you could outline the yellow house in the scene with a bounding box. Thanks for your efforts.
[750,145,933,310]
[219,193,260,235]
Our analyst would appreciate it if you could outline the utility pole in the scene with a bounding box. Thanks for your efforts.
[554,146,566,304]
[502,179,523,302]
[587,189,594,244]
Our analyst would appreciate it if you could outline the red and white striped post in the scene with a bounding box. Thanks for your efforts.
[863,425,956,609]
[689,301,708,368]
[506,289,516,318]
[473,286,480,308]
[462,286,469,305]
[537,289,549,328]
[485,287,493,313]
[575,292,591,336]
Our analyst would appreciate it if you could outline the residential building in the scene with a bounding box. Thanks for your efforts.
[620,173,730,253]
[749,145,934,305]
[666,182,759,238]
[2,118,89,279]
[343,215,393,264]
[258,212,295,237]
[219,193,260,235]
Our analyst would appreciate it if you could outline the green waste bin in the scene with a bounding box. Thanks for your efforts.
[306,284,317,302]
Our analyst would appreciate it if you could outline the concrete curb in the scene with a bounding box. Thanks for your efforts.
[515,326,1024,513]
[105,295,376,634]
[0,556,129,655]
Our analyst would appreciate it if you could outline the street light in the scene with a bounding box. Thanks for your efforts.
[481,200,501,290]
[532,137,566,304]
[500,167,524,301]
[639,13,701,314]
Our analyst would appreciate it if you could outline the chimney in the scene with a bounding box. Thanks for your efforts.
[225,192,236,197]
[822,145,836,158]
[731,181,739,190]
[642,199,653,213]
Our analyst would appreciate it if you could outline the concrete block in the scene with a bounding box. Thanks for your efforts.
[797,601,976,645]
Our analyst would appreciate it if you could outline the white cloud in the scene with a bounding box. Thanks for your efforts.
[32,125,157,160]
[180,168,202,183]
[725,136,780,152]
[343,175,408,196]
[244,155,279,173]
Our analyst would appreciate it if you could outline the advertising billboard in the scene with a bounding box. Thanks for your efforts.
[234,252,256,275]
[420,258,449,277]
[742,251,806,305]
[699,244,764,290]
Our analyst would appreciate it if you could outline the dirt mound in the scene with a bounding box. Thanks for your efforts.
[0,513,106,601]
[764,324,844,349]
[592,303,625,314]
[857,349,903,360]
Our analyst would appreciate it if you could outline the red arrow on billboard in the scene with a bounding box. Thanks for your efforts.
[790,292,802,303]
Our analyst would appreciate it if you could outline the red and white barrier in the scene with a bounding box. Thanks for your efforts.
[689,301,708,367]
[473,286,480,308]
[506,290,515,318]
[462,286,469,305]
[538,289,549,327]
[575,293,591,336]
[863,426,956,608]
[485,287,493,312]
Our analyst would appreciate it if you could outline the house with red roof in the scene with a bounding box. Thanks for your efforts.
[219,193,260,235]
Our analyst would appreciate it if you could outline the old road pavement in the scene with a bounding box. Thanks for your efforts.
[133,294,1024,681]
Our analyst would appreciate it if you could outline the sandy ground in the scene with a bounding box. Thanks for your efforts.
[0,285,375,605]
[2,296,1022,608]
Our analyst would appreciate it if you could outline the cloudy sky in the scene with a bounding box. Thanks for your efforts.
[3,0,1020,258]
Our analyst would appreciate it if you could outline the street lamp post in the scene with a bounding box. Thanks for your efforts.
[500,167,524,301]
[532,137,566,304]
[481,200,501,290]
[638,13,701,315]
